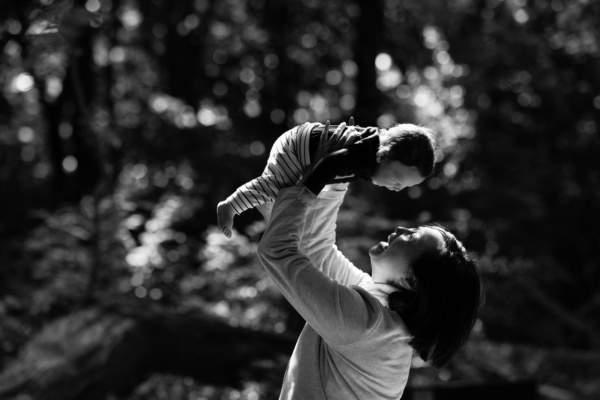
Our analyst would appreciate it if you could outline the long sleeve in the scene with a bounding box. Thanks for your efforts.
[257,187,377,346]
[298,188,370,286]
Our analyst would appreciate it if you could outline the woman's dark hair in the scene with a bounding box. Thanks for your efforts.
[376,124,436,178]
[388,224,484,368]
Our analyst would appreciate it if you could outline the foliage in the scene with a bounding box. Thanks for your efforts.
[128,374,275,400]
[1,0,599,398]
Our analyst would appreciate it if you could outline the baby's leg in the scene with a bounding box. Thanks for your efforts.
[217,201,236,238]
[218,124,315,238]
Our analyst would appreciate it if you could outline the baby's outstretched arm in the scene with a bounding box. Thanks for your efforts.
[217,201,236,238]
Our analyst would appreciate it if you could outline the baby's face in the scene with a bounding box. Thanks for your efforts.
[371,160,425,192]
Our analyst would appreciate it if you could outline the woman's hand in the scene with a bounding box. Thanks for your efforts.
[299,118,358,186]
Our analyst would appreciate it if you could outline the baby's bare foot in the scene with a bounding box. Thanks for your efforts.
[217,201,235,238]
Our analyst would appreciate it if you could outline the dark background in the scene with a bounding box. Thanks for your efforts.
[0,0,599,399]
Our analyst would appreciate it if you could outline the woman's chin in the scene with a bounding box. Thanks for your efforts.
[369,242,388,257]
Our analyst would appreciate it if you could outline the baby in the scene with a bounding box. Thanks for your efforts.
[217,120,435,237]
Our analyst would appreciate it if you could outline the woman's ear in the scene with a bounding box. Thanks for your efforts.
[403,276,416,290]
[399,277,416,290]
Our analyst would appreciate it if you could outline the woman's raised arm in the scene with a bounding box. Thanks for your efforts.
[257,187,376,346]
[296,121,370,287]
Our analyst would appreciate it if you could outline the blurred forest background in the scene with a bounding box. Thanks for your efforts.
[0,0,599,399]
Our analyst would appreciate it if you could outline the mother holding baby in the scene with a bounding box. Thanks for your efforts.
[256,122,483,399]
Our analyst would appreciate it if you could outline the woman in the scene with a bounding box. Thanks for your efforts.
[256,124,483,400]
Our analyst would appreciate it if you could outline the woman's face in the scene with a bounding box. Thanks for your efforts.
[369,226,445,284]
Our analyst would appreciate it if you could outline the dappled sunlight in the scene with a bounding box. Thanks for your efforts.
[191,227,289,331]
[10,72,34,93]
[131,374,273,400]
[124,195,185,272]
[201,227,255,272]
[416,25,474,148]
[1,0,599,398]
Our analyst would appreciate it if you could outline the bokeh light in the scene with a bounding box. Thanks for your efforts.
[12,73,34,92]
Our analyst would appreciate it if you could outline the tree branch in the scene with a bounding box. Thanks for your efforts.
[517,278,600,348]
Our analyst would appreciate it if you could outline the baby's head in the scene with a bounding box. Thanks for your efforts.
[371,124,435,192]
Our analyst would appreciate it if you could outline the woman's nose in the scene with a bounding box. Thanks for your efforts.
[395,227,412,235]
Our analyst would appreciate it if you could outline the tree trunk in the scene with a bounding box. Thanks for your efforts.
[0,302,296,400]
[352,0,384,126]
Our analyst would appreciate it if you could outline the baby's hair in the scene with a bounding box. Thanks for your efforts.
[376,124,436,178]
